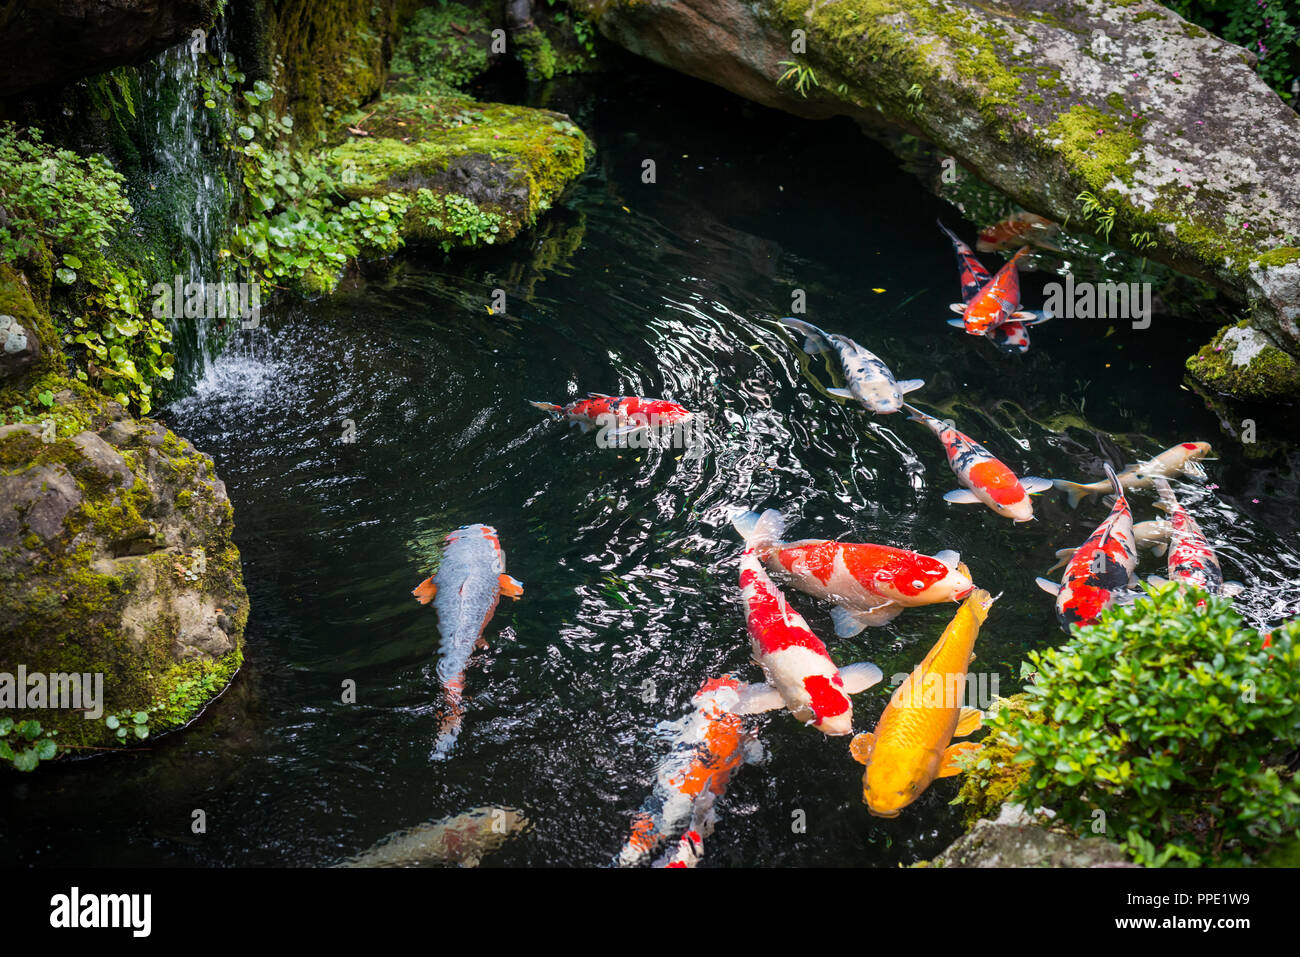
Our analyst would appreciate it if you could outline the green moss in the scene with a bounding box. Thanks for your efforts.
[1187,320,1300,401]
[955,693,1042,827]
[1045,104,1140,191]
[330,93,591,243]
[1254,246,1300,268]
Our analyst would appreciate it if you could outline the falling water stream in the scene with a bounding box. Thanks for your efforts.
[4,63,1299,868]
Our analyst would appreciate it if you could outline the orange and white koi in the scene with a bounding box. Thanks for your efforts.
[976,211,1060,253]
[616,674,792,869]
[1051,441,1212,509]
[904,404,1051,522]
[732,508,972,637]
[529,393,693,440]
[1036,464,1139,631]
[850,589,994,818]
[412,524,523,758]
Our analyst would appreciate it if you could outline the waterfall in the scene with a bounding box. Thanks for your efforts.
[136,15,243,383]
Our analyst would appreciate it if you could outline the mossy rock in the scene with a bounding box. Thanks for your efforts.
[1187,321,1300,403]
[0,387,248,761]
[954,692,1040,827]
[331,93,592,246]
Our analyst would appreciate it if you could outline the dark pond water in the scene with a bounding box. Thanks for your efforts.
[6,66,1300,868]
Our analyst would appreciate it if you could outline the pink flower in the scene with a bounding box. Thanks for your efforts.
[1173,72,1181,78]
[1208,483,1220,490]
[1253,498,1260,504]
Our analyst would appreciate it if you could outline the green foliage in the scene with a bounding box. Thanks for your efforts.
[228,69,411,293]
[1077,189,1118,243]
[1167,0,1299,100]
[0,716,59,772]
[0,124,173,413]
[778,60,820,97]
[411,191,502,251]
[994,584,1300,865]
[390,3,491,94]
[0,124,132,267]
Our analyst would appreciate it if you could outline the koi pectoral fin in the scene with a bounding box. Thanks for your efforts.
[831,603,900,637]
[897,379,925,394]
[937,742,981,777]
[1046,548,1076,574]
[943,489,982,505]
[1021,477,1053,494]
[839,662,884,694]
[1035,577,1062,597]
[946,318,967,329]
[954,707,983,737]
[850,732,876,766]
[498,574,524,599]
[734,682,786,715]
[826,387,854,400]
[412,577,438,605]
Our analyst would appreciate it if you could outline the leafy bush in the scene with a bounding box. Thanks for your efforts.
[1168,0,1299,101]
[0,124,174,412]
[0,717,58,772]
[992,584,1300,866]
[0,123,132,267]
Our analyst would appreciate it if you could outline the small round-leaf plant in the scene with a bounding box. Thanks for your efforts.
[989,583,1300,866]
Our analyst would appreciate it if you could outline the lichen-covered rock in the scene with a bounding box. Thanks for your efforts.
[931,803,1135,867]
[0,395,248,754]
[331,93,593,248]
[1187,320,1300,402]
[571,0,1300,398]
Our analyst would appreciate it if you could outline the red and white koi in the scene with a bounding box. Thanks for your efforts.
[412,524,523,758]
[1051,441,1212,509]
[938,221,1043,337]
[529,393,694,440]
[732,508,972,637]
[1148,478,1242,597]
[904,404,1051,522]
[732,510,885,733]
[1036,464,1139,631]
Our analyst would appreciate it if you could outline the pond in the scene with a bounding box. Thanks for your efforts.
[6,65,1299,868]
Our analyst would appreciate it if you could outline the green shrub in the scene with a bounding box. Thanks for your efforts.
[993,584,1300,866]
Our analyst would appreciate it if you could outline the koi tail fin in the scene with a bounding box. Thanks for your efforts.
[730,507,785,550]
[528,400,563,418]
[431,675,465,761]
[1103,462,1127,508]
[1051,479,1095,510]
[1151,476,1178,512]
[778,316,829,354]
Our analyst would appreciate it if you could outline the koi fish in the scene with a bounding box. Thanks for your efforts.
[904,404,1051,522]
[1035,464,1139,631]
[617,675,758,868]
[849,589,994,818]
[938,221,1040,337]
[976,211,1060,253]
[734,520,885,733]
[1051,441,1212,509]
[412,524,523,758]
[732,508,973,637]
[529,393,693,439]
[985,314,1051,354]
[1147,478,1242,597]
[779,317,923,414]
[337,806,529,868]
[1046,518,1173,572]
